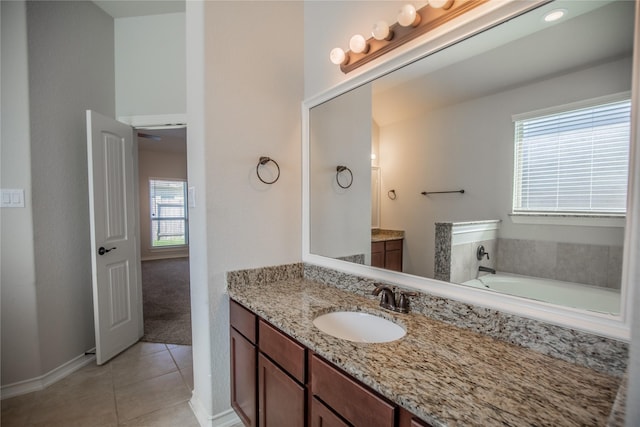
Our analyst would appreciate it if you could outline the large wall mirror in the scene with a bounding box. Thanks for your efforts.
[305,0,637,340]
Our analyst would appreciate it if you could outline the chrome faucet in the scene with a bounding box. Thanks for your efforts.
[372,284,417,313]
[478,265,496,274]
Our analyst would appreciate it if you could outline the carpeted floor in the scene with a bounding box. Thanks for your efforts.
[141,258,192,345]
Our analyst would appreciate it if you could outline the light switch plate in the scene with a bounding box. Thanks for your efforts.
[188,187,196,208]
[1,189,25,208]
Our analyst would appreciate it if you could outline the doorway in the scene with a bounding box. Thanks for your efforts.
[136,127,191,345]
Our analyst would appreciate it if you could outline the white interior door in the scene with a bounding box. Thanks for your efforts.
[86,110,143,365]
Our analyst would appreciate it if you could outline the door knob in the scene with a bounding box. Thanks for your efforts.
[98,246,116,256]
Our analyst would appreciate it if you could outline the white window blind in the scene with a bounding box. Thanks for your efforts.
[150,179,188,247]
[513,97,630,215]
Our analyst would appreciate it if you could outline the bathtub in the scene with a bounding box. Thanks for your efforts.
[462,272,620,315]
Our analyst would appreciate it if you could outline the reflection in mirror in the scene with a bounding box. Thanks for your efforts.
[309,0,634,316]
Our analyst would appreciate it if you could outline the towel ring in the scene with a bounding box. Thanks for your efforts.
[256,156,280,184]
[336,165,353,189]
[388,189,397,200]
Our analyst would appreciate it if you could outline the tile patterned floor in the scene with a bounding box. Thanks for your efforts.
[1,342,198,427]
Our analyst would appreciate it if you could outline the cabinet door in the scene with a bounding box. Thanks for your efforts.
[310,397,349,427]
[384,240,403,272]
[259,353,305,427]
[371,242,385,268]
[231,328,257,427]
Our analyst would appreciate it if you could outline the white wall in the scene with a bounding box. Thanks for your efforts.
[115,12,186,118]
[1,0,41,386]
[27,0,115,376]
[310,84,372,262]
[379,57,631,278]
[138,148,189,260]
[187,1,303,422]
[1,0,114,387]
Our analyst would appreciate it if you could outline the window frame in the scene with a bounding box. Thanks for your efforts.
[149,178,189,249]
[511,92,631,219]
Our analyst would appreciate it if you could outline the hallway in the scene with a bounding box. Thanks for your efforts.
[1,342,197,426]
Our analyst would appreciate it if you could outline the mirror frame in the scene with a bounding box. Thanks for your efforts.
[302,0,638,341]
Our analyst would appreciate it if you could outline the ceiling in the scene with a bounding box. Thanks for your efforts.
[372,0,634,126]
[93,0,184,18]
[138,127,186,153]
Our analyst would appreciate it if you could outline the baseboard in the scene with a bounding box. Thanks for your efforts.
[189,392,240,427]
[1,348,96,400]
[141,254,190,261]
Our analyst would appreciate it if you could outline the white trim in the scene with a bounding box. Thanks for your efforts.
[189,392,241,427]
[450,220,501,246]
[302,0,635,341]
[511,91,631,122]
[0,349,96,400]
[118,114,187,129]
[141,254,189,262]
[509,213,626,228]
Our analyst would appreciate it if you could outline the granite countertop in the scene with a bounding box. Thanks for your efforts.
[372,229,405,242]
[228,278,621,427]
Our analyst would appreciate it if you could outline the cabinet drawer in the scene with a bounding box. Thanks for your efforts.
[259,320,306,383]
[230,300,257,343]
[311,355,395,427]
[311,397,349,427]
[385,239,403,251]
[371,241,384,253]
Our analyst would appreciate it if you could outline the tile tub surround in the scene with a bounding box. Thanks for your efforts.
[371,228,405,242]
[227,275,622,427]
[496,238,623,289]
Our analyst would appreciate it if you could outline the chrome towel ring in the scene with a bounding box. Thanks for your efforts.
[388,189,397,200]
[256,156,280,184]
[336,165,353,189]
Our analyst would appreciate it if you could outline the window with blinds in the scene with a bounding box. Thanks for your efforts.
[513,96,630,215]
[150,179,188,247]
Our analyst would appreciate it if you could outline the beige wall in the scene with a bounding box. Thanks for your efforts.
[138,147,189,260]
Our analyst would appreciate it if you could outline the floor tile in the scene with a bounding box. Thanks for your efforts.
[110,342,168,363]
[115,371,191,422]
[168,345,193,370]
[118,401,199,426]
[179,365,194,390]
[112,349,177,389]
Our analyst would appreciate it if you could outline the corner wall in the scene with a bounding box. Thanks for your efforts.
[188,1,304,422]
[1,0,41,387]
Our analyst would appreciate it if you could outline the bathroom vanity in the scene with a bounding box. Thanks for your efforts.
[371,229,404,272]
[228,267,622,427]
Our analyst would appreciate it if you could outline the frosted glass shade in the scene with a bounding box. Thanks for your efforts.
[372,21,392,41]
[398,4,420,27]
[329,47,346,65]
[349,34,369,54]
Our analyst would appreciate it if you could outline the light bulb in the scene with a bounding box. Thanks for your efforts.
[349,34,369,54]
[329,47,346,65]
[544,9,566,22]
[398,4,421,27]
[372,20,393,41]
[429,0,454,10]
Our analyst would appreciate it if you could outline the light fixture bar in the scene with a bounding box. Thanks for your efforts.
[339,0,488,74]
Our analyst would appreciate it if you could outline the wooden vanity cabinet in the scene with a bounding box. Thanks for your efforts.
[230,300,432,427]
[230,301,258,427]
[371,239,403,272]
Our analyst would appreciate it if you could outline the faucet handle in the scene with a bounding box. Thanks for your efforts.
[397,291,417,313]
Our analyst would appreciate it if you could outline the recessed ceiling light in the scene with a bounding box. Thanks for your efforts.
[544,9,567,23]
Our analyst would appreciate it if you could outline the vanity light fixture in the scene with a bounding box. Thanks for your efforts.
[329,0,488,74]
[543,9,567,23]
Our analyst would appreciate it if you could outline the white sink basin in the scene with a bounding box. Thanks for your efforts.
[313,311,406,343]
